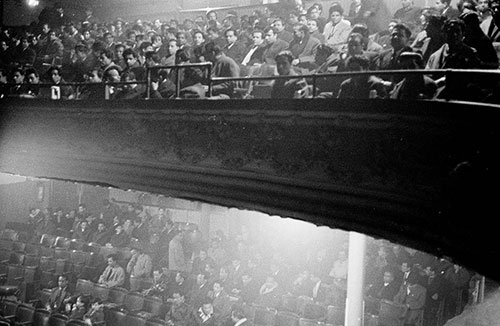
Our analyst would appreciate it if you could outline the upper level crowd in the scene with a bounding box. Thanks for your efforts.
[1,0,500,101]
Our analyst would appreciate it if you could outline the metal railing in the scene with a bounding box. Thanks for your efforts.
[2,67,500,103]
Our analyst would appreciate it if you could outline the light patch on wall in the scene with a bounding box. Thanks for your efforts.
[0,172,27,185]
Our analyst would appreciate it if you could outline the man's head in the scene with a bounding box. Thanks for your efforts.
[398,51,424,69]
[206,10,218,21]
[272,18,286,32]
[390,23,411,50]
[213,280,223,294]
[307,19,320,33]
[123,48,138,68]
[252,30,265,46]
[48,66,62,84]
[107,254,118,267]
[97,222,106,232]
[176,271,186,283]
[58,275,69,288]
[26,68,40,84]
[264,26,278,44]
[197,272,207,285]
[192,31,205,46]
[99,49,114,67]
[292,23,308,41]
[383,270,395,284]
[443,18,466,47]
[275,50,294,75]
[435,0,452,12]
[202,302,213,315]
[225,28,238,45]
[401,0,414,9]
[172,292,185,305]
[347,33,364,55]
[12,68,25,84]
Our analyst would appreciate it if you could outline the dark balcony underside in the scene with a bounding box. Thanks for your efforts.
[0,98,498,281]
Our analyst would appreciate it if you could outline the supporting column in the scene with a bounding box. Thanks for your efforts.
[345,231,367,326]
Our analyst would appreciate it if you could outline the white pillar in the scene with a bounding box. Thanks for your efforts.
[345,231,367,326]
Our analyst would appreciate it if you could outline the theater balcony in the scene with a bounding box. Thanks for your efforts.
[0,97,499,283]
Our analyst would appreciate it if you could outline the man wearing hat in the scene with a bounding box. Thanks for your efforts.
[127,243,153,290]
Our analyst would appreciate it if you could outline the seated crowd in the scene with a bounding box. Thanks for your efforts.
[1,0,500,101]
[0,197,483,326]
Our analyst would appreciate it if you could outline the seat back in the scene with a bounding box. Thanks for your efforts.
[142,295,164,317]
[326,306,344,326]
[9,252,25,265]
[39,271,58,289]
[38,288,53,307]
[104,308,127,326]
[40,234,56,248]
[12,241,26,253]
[107,287,128,305]
[125,314,147,326]
[123,292,145,312]
[39,247,55,259]
[281,294,298,313]
[54,237,71,250]
[75,278,94,296]
[0,239,12,251]
[1,229,18,241]
[54,248,71,260]
[276,311,300,326]
[0,249,12,262]
[66,319,88,326]
[253,307,277,326]
[69,240,85,252]
[1,299,19,317]
[6,265,25,285]
[15,303,36,324]
[145,318,167,326]
[48,313,68,326]
[69,251,88,266]
[33,309,51,326]
[302,303,327,320]
[23,254,40,268]
[298,318,323,326]
[24,244,40,256]
[297,296,314,316]
[39,257,56,272]
[92,283,110,301]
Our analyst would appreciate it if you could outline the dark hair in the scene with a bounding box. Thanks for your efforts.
[345,54,370,70]
[329,2,344,16]
[25,67,39,77]
[89,68,104,79]
[275,50,294,63]
[123,48,138,58]
[393,23,412,38]
[175,49,190,64]
[100,48,114,60]
[107,254,118,261]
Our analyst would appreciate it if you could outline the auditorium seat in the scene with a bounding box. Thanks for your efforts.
[253,306,277,326]
[54,248,70,261]
[39,257,56,273]
[13,302,36,326]
[378,299,406,326]
[47,313,68,326]
[103,287,128,308]
[40,235,56,248]
[24,244,40,257]
[39,247,55,260]
[38,271,57,290]
[105,307,127,326]
[9,253,25,266]
[125,314,147,326]
[92,283,110,301]
[296,296,314,316]
[138,295,164,319]
[4,265,25,286]
[0,250,11,264]
[0,240,12,252]
[0,299,20,323]
[66,319,87,326]
[32,309,50,326]
[276,311,300,326]
[54,237,71,250]
[74,279,94,297]
[1,230,18,242]
[145,318,166,326]
[23,255,40,269]
[69,240,85,252]
[69,251,89,267]
[326,305,344,326]
[122,292,145,313]
[298,318,324,326]
[280,294,298,313]
[302,303,327,321]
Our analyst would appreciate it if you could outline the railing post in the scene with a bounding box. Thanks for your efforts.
[176,66,181,99]
[146,67,151,100]
[312,74,317,98]
[208,62,212,98]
